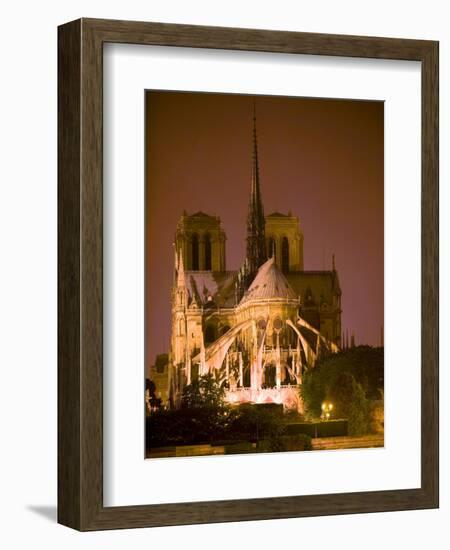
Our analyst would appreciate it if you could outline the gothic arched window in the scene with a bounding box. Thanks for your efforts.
[267,237,276,260]
[191,233,199,270]
[204,234,212,270]
[281,237,289,273]
[204,324,216,344]
[264,364,276,388]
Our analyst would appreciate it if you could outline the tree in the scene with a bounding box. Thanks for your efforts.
[300,346,382,434]
[145,378,161,414]
[347,380,370,435]
[327,371,370,436]
[181,373,226,409]
[146,374,228,447]
[300,368,327,419]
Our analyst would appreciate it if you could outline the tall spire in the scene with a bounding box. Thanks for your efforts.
[252,101,261,204]
[246,100,266,279]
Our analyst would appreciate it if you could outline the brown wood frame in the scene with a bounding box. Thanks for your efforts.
[58,18,439,531]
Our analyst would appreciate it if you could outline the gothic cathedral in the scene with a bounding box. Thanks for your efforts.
[160,109,342,411]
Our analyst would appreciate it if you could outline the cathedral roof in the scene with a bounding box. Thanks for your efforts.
[286,270,341,300]
[239,257,298,305]
[182,267,340,310]
[185,271,237,308]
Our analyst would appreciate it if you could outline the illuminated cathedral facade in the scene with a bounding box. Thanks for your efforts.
[162,111,342,411]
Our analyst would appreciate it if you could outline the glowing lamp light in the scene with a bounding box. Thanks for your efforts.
[321,401,334,421]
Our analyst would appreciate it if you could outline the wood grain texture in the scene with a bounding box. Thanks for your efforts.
[57,18,439,531]
[420,41,439,505]
[57,19,82,530]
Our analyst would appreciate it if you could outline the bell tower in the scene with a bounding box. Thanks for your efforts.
[265,212,304,272]
[175,212,226,271]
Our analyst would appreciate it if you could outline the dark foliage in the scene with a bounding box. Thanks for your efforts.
[145,378,162,413]
[226,403,286,443]
[300,346,383,435]
[146,406,229,448]
[146,402,287,450]
[181,373,226,409]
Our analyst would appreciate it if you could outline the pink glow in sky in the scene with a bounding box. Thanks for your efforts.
[145,91,384,366]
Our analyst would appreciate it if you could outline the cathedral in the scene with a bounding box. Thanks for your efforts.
[160,110,342,412]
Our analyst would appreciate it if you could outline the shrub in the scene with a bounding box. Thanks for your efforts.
[181,373,226,409]
[146,405,228,448]
[227,403,286,442]
[146,402,287,449]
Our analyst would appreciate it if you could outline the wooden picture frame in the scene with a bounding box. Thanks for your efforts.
[58,18,439,531]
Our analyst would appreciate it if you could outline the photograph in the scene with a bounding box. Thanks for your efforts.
[3,3,439,540]
[145,90,385,459]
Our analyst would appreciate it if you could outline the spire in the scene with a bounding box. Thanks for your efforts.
[246,100,266,280]
[252,101,260,204]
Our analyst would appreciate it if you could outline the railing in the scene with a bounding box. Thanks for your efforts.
[228,384,299,391]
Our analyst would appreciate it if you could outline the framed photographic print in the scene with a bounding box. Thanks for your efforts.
[58,18,439,530]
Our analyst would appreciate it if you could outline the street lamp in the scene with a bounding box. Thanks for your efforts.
[321,401,333,421]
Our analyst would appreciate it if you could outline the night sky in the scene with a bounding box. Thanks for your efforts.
[145,91,384,367]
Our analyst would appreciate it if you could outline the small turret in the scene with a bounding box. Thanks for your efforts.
[177,248,185,288]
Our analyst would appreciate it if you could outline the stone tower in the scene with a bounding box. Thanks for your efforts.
[265,212,304,272]
[175,211,226,271]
